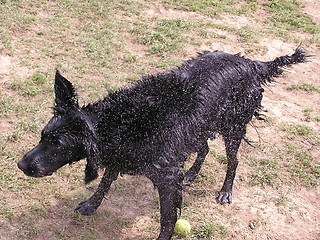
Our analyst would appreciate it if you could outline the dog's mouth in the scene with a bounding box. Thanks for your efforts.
[18,158,64,178]
[24,170,54,178]
[36,171,54,177]
[19,166,55,178]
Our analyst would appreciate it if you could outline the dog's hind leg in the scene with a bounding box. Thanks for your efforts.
[184,141,209,183]
[75,168,118,216]
[146,164,184,240]
[217,137,242,205]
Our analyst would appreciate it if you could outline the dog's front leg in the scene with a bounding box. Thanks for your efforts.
[217,137,241,204]
[75,168,118,215]
[147,165,183,240]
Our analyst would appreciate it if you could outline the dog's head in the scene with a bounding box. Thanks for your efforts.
[18,71,99,183]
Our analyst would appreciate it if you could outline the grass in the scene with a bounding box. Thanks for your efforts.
[131,18,198,56]
[287,83,320,92]
[0,0,319,239]
[187,221,228,239]
[163,0,257,17]
[248,158,280,186]
[285,143,319,186]
[263,0,320,34]
[303,108,320,122]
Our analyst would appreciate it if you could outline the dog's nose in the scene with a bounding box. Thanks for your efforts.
[17,159,27,172]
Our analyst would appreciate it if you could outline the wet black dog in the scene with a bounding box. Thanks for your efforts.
[18,48,308,240]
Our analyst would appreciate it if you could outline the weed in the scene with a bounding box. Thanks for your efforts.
[0,206,14,218]
[0,94,13,115]
[275,195,288,206]
[287,83,320,92]
[133,18,191,56]
[285,143,319,186]
[250,166,279,186]
[190,221,228,239]
[280,123,314,136]
[217,154,227,164]
[10,75,50,97]
[248,158,279,186]
[112,218,131,228]
[31,72,47,85]
[163,0,255,17]
[124,54,138,63]
[54,228,69,238]
[29,201,49,218]
[0,29,11,52]
[303,108,313,121]
[236,26,259,42]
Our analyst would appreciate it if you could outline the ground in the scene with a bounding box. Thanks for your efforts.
[0,0,319,240]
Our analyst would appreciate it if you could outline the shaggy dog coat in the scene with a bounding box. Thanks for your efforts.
[18,48,308,240]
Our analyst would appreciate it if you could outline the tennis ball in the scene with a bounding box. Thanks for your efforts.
[174,219,191,237]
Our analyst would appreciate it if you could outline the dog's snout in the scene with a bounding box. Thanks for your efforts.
[17,152,39,177]
[17,159,27,172]
[17,155,35,176]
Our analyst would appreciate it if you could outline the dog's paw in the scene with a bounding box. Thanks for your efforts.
[74,200,97,216]
[216,190,232,205]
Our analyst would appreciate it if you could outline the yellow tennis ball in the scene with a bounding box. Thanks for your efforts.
[174,219,191,237]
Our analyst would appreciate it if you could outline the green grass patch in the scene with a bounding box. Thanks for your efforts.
[0,206,14,218]
[287,83,320,92]
[275,195,289,206]
[280,123,315,136]
[10,74,50,97]
[131,18,193,56]
[189,221,228,239]
[249,158,279,186]
[285,143,319,186]
[163,0,256,17]
[263,0,320,34]
[0,94,14,115]
[0,29,12,52]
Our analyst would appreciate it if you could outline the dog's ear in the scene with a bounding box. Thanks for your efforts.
[84,137,100,183]
[84,157,99,183]
[54,70,79,111]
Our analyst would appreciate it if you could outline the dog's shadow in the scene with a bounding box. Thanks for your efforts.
[44,175,159,240]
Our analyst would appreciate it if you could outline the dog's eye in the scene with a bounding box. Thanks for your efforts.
[50,140,62,149]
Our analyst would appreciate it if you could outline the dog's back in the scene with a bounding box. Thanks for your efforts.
[92,50,277,172]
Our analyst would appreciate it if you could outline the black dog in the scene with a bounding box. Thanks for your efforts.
[18,48,308,240]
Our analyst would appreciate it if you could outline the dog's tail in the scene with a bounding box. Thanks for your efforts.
[263,47,310,81]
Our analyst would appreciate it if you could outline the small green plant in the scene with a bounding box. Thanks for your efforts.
[250,166,279,186]
[0,29,12,51]
[54,228,69,238]
[191,221,228,239]
[287,83,320,92]
[132,18,197,56]
[31,72,47,85]
[275,195,288,206]
[249,158,279,186]
[217,154,227,164]
[124,54,137,63]
[280,123,314,136]
[0,94,13,115]
[0,206,14,218]
[303,108,313,121]
[285,143,319,186]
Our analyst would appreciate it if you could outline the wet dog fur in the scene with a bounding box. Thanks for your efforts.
[18,48,308,240]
